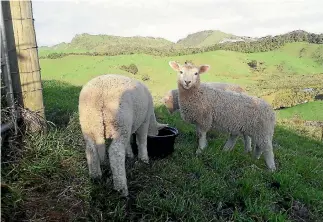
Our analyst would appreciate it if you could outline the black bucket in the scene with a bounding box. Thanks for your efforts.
[131,126,179,159]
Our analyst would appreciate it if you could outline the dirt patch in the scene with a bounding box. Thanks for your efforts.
[213,199,246,220]
[289,200,311,222]
[276,197,312,222]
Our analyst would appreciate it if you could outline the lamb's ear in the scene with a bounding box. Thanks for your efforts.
[199,65,210,74]
[169,61,180,71]
[157,122,168,130]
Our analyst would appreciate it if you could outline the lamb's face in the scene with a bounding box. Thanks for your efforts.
[169,61,210,90]
[178,65,200,89]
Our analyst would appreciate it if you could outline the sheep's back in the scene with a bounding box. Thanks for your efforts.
[206,87,275,134]
[79,74,153,136]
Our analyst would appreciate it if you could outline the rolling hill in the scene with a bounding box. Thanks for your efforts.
[38,30,323,59]
[176,30,255,47]
[39,42,323,103]
[39,30,248,54]
[39,33,175,55]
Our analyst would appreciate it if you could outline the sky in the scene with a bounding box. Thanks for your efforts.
[32,0,323,47]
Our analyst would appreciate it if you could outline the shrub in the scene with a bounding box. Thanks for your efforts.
[120,64,138,75]
[247,60,258,69]
[46,53,66,59]
[141,74,150,81]
[263,88,317,109]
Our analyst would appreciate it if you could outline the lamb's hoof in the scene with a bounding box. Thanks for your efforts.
[253,154,262,160]
[140,158,149,164]
[223,146,232,152]
[126,152,134,159]
[134,159,149,167]
[90,177,101,184]
[195,149,202,156]
[115,187,129,197]
[89,170,102,181]
[268,166,276,172]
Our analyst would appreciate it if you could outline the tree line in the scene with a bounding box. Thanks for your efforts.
[40,31,323,59]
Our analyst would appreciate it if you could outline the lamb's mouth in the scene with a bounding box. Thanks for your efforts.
[182,84,191,89]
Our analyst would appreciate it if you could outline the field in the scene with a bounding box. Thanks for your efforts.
[278,101,323,121]
[2,42,323,221]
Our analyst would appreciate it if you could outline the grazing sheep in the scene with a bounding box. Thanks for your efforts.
[79,74,168,196]
[168,61,276,171]
[161,83,252,153]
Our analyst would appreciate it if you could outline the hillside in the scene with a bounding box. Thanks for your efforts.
[39,30,242,54]
[176,30,254,47]
[39,42,323,109]
[38,30,323,58]
[39,33,174,55]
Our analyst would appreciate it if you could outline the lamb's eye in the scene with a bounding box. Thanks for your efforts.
[195,72,198,75]
[180,71,183,74]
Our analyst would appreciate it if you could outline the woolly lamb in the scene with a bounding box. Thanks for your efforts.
[161,83,252,153]
[161,82,245,114]
[79,74,168,196]
[168,61,276,171]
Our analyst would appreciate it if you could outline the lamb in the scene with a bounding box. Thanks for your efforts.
[168,61,276,171]
[161,83,252,153]
[161,82,246,114]
[79,74,168,196]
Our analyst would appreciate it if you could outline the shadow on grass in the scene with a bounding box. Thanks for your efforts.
[43,80,82,127]
[4,79,321,221]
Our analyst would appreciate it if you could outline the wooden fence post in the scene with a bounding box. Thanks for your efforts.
[2,0,46,132]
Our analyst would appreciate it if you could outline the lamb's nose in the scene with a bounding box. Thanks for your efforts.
[185,80,191,85]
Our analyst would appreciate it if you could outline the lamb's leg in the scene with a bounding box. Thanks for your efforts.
[135,123,149,164]
[108,136,128,197]
[243,135,252,153]
[261,139,276,172]
[195,125,201,137]
[97,143,107,164]
[223,134,239,151]
[84,135,102,179]
[126,136,134,158]
[263,149,276,172]
[253,145,262,159]
[196,130,208,155]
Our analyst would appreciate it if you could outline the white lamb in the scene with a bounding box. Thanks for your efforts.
[168,61,276,171]
[79,74,168,196]
[161,83,252,153]
[161,82,246,114]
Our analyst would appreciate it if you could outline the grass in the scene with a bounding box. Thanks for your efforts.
[2,41,323,221]
[278,101,323,121]
[2,79,323,221]
[2,86,323,221]
[39,42,323,98]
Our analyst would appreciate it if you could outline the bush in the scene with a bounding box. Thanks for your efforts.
[247,60,258,69]
[46,53,66,59]
[141,74,150,81]
[120,64,138,75]
[263,88,317,109]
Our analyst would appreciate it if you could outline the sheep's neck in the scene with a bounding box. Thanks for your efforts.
[177,82,205,125]
[178,82,200,99]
